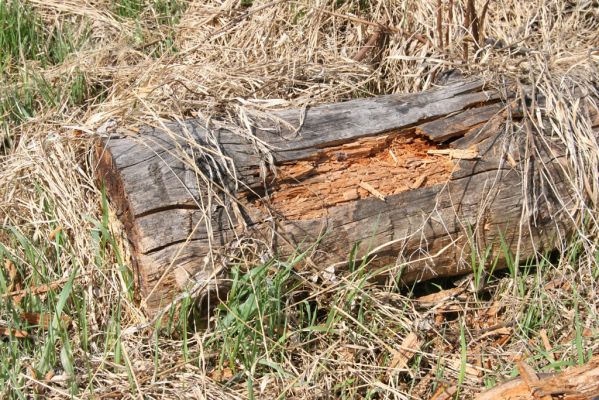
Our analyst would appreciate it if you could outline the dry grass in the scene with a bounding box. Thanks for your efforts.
[0,0,598,398]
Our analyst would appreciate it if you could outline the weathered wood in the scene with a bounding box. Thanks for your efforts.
[94,78,598,313]
[476,356,599,400]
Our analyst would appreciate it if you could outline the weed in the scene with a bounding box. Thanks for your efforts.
[114,0,145,19]
[0,1,92,126]
[0,182,131,398]
[0,0,87,68]
[154,0,186,26]
[0,0,45,68]
[114,0,186,25]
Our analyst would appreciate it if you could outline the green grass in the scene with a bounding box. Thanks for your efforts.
[153,0,187,26]
[208,252,305,378]
[1,200,597,398]
[114,0,145,19]
[0,0,46,69]
[0,0,95,127]
[0,69,101,125]
[113,0,186,25]
[0,0,87,68]
[111,0,187,57]
[0,189,131,399]
[0,0,186,128]
[173,233,595,397]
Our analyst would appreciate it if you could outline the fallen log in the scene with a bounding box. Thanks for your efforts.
[94,78,598,314]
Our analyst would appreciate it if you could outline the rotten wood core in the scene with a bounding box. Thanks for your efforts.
[250,133,454,220]
[95,78,598,314]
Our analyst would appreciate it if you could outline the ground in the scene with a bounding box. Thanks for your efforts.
[0,0,597,399]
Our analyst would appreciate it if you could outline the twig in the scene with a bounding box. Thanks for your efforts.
[478,0,490,47]
[463,0,472,61]
[437,0,444,49]
[314,7,431,47]
[467,0,479,49]
[446,0,453,47]
[351,26,384,62]
[2,276,77,299]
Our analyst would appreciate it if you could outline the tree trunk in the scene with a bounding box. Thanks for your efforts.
[94,78,598,314]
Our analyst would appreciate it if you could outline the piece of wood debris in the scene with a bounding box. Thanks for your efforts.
[359,181,386,201]
[20,312,71,330]
[209,367,234,383]
[447,358,484,381]
[428,148,480,160]
[539,329,555,362]
[4,259,20,293]
[484,301,503,319]
[411,175,427,189]
[474,325,513,342]
[49,226,62,240]
[387,332,422,378]
[281,162,315,180]
[476,355,599,400]
[518,361,553,400]
[389,149,400,165]
[2,276,79,299]
[0,325,29,338]
[342,188,359,201]
[44,370,55,382]
[414,287,465,308]
[430,385,458,400]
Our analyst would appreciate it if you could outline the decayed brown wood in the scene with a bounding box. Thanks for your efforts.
[255,134,455,219]
[476,356,599,400]
[94,78,598,313]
